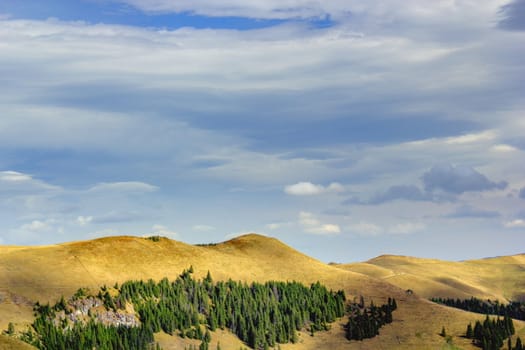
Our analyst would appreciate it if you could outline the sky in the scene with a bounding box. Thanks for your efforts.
[0,0,524,263]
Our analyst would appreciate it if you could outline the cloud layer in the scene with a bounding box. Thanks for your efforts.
[0,0,523,262]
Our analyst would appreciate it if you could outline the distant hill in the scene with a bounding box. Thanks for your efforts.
[1,233,524,349]
[335,254,525,302]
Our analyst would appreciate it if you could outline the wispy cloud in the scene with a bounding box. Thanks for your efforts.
[491,144,518,152]
[76,216,93,226]
[284,181,344,196]
[298,211,340,235]
[347,221,425,236]
[0,170,62,194]
[445,205,500,219]
[504,219,525,228]
[21,219,53,232]
[88,182,158,193]
[148,224,178,239]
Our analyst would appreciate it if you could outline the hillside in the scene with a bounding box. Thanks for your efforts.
[1,234,524,349]
[336,254,525,301]
[0,335,36,350]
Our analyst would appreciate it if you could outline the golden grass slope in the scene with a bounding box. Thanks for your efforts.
[0,334,36,350]
[1,234,524,349]
[336,253,525,301]
[1,234,398,303]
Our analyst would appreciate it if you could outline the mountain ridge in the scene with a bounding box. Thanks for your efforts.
[1,233,525,349]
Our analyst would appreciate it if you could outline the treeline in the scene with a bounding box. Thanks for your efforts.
[465,315,516,350]
[431,297,525,320]
[119,268,346,349]
[23,268,346,350]
[345,297,397,341]
[27,318,157,350]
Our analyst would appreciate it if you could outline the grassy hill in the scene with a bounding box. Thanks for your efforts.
[336,254,525,301]
[1,234,524,349]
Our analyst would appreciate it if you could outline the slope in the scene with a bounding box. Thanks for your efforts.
[1,234,524,350]
[336,254,525,301]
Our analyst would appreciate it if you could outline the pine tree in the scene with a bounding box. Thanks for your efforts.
[516,337,523,350]
[466,323,473,338]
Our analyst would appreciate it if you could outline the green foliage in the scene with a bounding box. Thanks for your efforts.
[431,297,525,321]
[465,315,515,350]
[345,297,397,341]
[72,287,89,300]
[515,337,523,350]
[145,235,162,242]
[24,268,346,350]
[4,322,15,335]
[466,323,474,338]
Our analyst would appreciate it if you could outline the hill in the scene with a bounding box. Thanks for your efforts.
[336,254,525,301]
[1,234,524,349]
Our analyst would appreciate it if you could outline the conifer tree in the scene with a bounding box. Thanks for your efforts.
[466,323,473,338]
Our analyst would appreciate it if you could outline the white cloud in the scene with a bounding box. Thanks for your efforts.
[504,219,525,228]
[444,130,497,145]
[0,170,61,193]
[491,144,518,152]
[0,171,33,182]
[266,223,282,230]
[76,216,93,226]
[116,0,505,24]
[347,221,384,236]
[149,224,178,239]
[299,211,341,235]
[21,220,52,232]
[284,181,344,196]
[88,181,158,193]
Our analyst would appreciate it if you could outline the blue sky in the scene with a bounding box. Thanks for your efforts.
[0,0,524,262]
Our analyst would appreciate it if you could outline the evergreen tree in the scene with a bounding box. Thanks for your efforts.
[516,337,523,350]
[466,323,473,338]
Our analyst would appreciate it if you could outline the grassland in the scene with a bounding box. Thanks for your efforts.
[1,234,524,349]
[336,254,525,301]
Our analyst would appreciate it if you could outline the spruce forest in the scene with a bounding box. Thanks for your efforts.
[431,297,525,321]
[18,267,392,350]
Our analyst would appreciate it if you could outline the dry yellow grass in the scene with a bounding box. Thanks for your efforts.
[0,334,36,350]
[336,254,525,301]
[1,234,524,349]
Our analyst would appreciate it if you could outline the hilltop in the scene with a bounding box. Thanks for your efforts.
[335,253,525,301]
[1,234,524,349]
